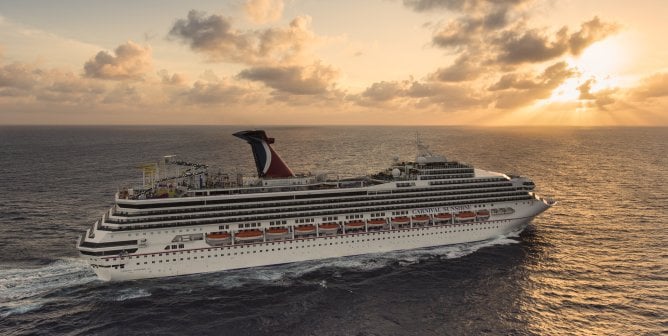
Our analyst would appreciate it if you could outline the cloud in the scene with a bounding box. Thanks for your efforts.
[577,79,617,110]
[180,79,251,104]
[169,10,316,65]
[495,17,618,64]
[157,69,188,85]
[568,17,620,55]
[83,41,152,80]
[489,61,576,108]
[430,54,481,82]
[0,61,106,103]
[0,62,37,95]
[352,79,485,110]
[245,0,284,24]
[237,62,338,95]
[403,0,525,12]
[630,73,668,100]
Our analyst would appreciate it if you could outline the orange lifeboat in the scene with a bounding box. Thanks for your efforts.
[206,232,231,239]
[266,227,289,237]
[367,219,386,228]
[434,213,452,223]
[391,216,410,226]
[345,220,365,230]
[412,215,430,225]
[455,211,476,222]
[294,224,316,235]
[235,229,263,242]
[205,232,231,245]
[476,209,490,220]
[318,222,339,234]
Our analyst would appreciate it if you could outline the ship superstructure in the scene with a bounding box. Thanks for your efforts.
[77,130,554,281]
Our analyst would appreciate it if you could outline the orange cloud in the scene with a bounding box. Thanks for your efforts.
[489,62,576,108]
[245,0,284,24]
[630,73,668,100]
[83,41,152,80]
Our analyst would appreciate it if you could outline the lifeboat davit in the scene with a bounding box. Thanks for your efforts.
[367,219,386,228]
[434,213,452,223]
[318,222,339,234]
[294,224,316,235]
[412,215,430,225]
[344,220,365,230]
[205,232,231,245]
[476,209,490,220]
[455,211,476,222]
[235,229,263,242]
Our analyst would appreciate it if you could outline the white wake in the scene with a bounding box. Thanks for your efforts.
[0,258,96,317]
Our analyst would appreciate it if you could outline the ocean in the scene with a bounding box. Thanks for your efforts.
[0,126,665,335]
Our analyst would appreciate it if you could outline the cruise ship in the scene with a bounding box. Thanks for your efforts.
[77,130,555,281]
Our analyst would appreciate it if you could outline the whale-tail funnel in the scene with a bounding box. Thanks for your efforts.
[233,130,295,178]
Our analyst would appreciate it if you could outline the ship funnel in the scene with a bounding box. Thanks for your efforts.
[233,130,295,178]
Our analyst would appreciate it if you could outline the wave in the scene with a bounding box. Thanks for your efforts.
[0,258,96,318]
[113,288,152,302]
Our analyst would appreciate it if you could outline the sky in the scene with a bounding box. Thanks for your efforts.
[0,0,667,126]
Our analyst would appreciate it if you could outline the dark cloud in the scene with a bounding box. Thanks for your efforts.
[432,17,482,49]
[630,73,668,100]
[180,80,250,104]
[361,81,407,101]
[577,79,596,100]
[169,10,315,65]
[403,0,468,12]
[431,54,481,82]
[569,17,620,55]
[83,41,152,80]
[577,79,617,110]
[237,63,338,95]
[403,0,526,12]
[495,17,619,64]
[352,79,486,110]
[495,28,569,64]
[489,61,576,108]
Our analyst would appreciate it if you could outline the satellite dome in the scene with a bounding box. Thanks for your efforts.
[392,168,401,177]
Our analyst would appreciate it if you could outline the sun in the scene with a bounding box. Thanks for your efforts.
[547,35,630,103]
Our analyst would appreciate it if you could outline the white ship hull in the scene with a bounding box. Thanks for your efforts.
[87,200,549,281]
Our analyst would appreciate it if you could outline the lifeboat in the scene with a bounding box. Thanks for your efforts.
[205,232,231,245]
[318,222,339,235]
[294,224,316,235]
[434,213,452,223]
[344,220,365,230]
[455,211,476,222]
[391,216,410,227]
[412,215,430,225]
[476,209,490,220]
[235,229,263,242]
[266,227,289,238]
[367,219,386,228]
